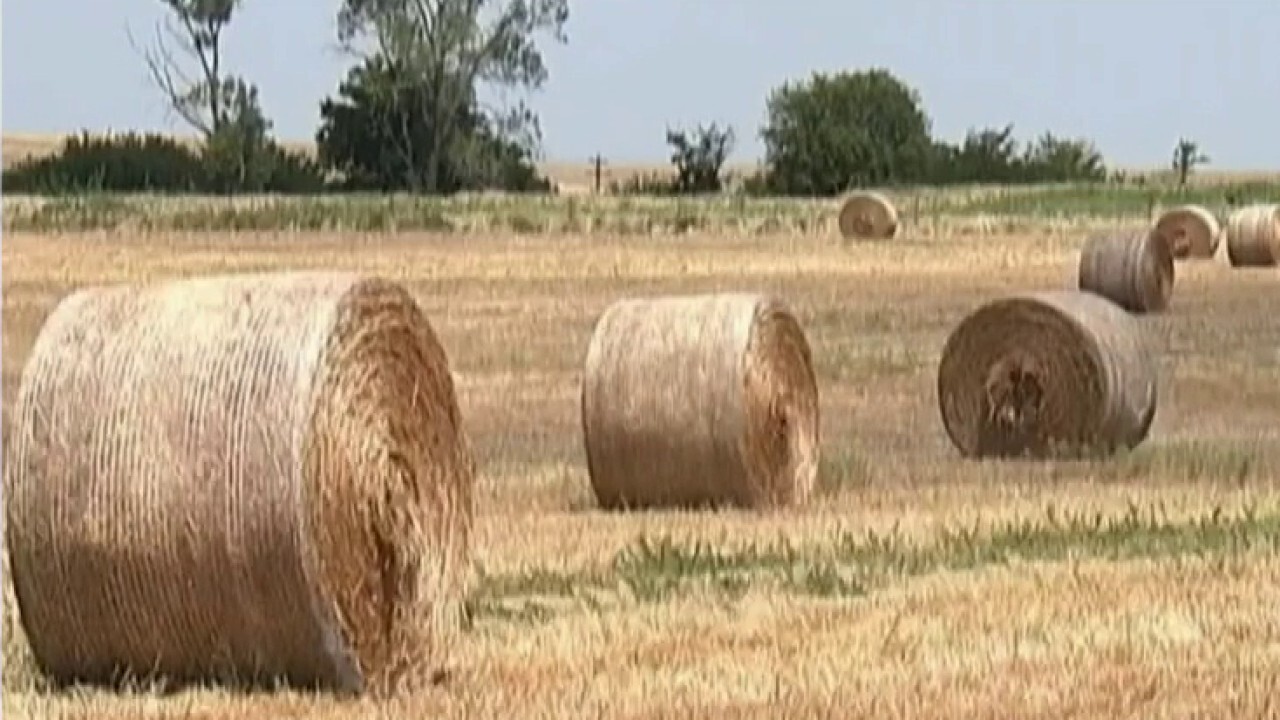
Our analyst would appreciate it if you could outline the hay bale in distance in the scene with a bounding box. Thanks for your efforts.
[4,272,474,696]
[1153,204,1221,259]
[838,191,899,240]
[1225,203,1280,267]
[936,290,1158,459]
[581,293,820,510]
[1077,228,1175,313]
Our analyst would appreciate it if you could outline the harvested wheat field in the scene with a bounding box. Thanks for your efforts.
[4,216,1280,719]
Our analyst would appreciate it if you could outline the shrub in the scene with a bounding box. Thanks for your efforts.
[2,129,328,195]
[760,68,934,195]
[3,131,206,193]
[666,124,734,195]
[610,171,677,196]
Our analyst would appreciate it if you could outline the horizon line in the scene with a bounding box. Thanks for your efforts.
[3,130,1278,175]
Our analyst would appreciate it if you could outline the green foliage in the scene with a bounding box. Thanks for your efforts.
[1019,131,1107,182]
[666,123,735,194]
[737,169,772,197]
[934,124,1024,183]
[755,67,1110,195]
[336,0,570,92]
[473,130,554,194]
[1,128,324,195]
[1172,138,1210,187]
[928,125,1107,185]
[331,0,568,193]
[12,1,1177,201]
[2,132,205,193]
[262,147,329,194]
[202,80,325,193]
[760,68,935,195]
[315,55,461,192]
[315,54,550,193]
[942,180,1277,217]
[201,81,273,192]
[105,0,324,194]
[614,124,738,196]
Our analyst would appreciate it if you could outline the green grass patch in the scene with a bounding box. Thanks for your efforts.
[936,181,1279,218]
[468,502,1280,623]
[8,182,1276,233]
[1106,440,1259,484]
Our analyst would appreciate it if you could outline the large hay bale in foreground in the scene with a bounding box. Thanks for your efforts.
[1077,228,1174,313]
[581,293,820,510]
[1225,203,1280,267]
[1153,204,1221,259]
[937,290,1158,459]
[838,191,898,240]
[4,272,474,696]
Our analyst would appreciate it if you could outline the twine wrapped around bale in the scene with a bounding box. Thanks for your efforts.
[1077,228,1175,313]
[837,191,899,240]
[1153,204,1221,259]
[3,272,474,696]
[580,293,820,510]
[1225,204,1280,267]
[936,290,1158,459]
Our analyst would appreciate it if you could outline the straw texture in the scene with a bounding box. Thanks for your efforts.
[1225,204,1280,267]
[937,290,1158,459]
[837,191,899,240]
[4,271,474,696]
[1077,228,1175,314]
[1153,204,1221,259]
[581,293,820,510]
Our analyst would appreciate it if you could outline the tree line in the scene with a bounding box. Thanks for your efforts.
[2,0,1206,196]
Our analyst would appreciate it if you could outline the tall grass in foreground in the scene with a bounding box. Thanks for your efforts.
[4,181,1276,235]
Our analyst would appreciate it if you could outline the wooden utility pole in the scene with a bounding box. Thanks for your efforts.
[588,153,607,194]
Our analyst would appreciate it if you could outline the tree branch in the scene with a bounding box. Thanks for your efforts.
[127,20,212,135]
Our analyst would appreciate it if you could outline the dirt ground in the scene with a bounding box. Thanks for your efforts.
[3,227,1279,718]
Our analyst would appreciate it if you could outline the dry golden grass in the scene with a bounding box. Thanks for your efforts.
[3,222,1280,718]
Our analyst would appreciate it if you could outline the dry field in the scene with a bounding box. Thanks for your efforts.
[3,214,1280,718]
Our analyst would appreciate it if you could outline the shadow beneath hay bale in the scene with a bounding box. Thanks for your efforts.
[38,670,311,699]
[566,495,767,515]
[35,661,457,699]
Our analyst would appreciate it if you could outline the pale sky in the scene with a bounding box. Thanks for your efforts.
[3,1,1277,169]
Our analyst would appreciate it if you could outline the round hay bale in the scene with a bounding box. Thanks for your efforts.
[581,293,820,510]
[3,271,474,696]
[1225,203,1280,267]
[1077,228,1174,314]
[936,290,1158,459]
[1153,204,1221,259]
[837,191,898,240]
